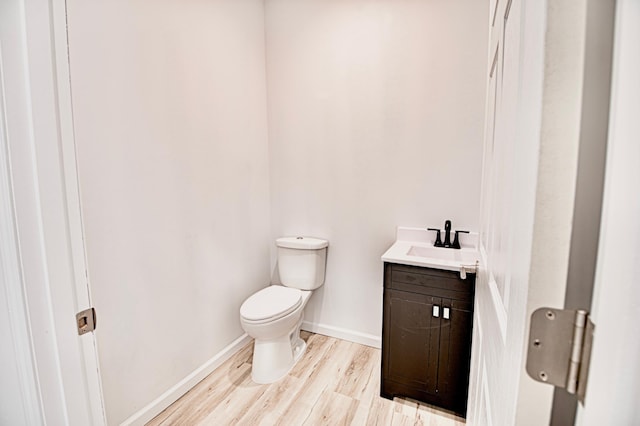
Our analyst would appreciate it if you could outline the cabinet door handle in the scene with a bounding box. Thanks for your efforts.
[433,305,440,317]
[443,307,450,320]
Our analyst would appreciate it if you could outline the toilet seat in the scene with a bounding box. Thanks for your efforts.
[240,286,302,323]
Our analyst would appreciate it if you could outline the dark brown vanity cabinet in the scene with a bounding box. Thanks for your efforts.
[381,262,475,416]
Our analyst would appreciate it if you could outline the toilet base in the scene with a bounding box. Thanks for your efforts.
[251,338,306,384]
[250,320,306,384]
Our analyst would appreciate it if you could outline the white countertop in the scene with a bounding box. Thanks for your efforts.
[381,226,480,273]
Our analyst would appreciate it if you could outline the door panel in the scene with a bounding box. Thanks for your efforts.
[469,0,555,424]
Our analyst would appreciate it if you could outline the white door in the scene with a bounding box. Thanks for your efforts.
[467,0,552,424]
[0,0,106,424]
[469,0,595,423]
[577,1,640,423]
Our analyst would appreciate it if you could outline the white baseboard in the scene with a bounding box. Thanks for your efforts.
[120,333,252,426]
[301,321,381,349]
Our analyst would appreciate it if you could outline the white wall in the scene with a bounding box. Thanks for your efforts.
[265,0,488,342]
[66,0,271,423]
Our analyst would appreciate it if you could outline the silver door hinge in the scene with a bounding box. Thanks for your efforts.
[526,307,594,402]
[76,307,97,335]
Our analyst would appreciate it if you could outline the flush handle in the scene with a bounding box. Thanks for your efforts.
[443,307,450,320]
[433,305,440,318]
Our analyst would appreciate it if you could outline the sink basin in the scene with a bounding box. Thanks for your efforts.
[406,245,478,265]
[381,227,480,272]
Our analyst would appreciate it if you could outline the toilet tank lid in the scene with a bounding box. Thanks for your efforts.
[276,236,328,250]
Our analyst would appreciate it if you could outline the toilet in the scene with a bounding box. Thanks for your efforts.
[240,236,328,384]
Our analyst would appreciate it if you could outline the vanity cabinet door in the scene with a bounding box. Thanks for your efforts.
[436,299,474,414]
[384,289,442,394]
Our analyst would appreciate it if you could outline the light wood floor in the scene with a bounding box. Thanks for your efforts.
[147,332,466,426]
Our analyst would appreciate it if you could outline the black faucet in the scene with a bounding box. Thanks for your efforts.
[443,220,452,247]
[428,220,469,250]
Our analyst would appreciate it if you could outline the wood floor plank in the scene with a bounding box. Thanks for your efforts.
[147,343,254,426]
[276,338,359,425]
[302,388,359,425]
[155,362,252,425]
[394,398,419,418]
[289,333,333,379]
[415,403,466,426]
[235,374,305,425]
[196,374,268,425]
[390,410,416,426]
[350,348,383,424]
[365,394,395,426]
[333,344,377,400]
[146,333,465,426]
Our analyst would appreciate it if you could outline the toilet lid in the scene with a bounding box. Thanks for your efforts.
[240,286,302,322]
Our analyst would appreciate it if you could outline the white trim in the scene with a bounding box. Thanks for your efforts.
[481,361,493,426]
[301,321,381,349]
[578,2,640,423]
[479,245,507,344]
[2,0,76,422]
[468,307,484,426]
[119,333,252,426]
[0,64,45,425]
[49,0,107,422]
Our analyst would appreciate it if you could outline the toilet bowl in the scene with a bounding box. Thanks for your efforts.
[240,236,328,384]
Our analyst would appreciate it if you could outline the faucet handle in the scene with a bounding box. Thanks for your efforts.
[452,230,470,249]
[427,228,444,247]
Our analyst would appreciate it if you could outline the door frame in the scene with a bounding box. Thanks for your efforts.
[50,0,108,421]
[577,0,640,423]
[549,0,616,423]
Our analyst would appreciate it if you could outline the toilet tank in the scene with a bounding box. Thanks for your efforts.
[276,237,328,291]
